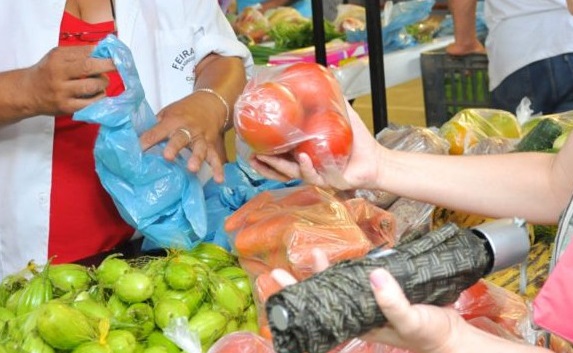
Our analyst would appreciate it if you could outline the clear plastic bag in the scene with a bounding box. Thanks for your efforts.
[73,35,207,250]
[227,186,397,342]
[439,108,522,155]
[225,185,396,280]
[349,125,448,209]
[344,0,435,52]
[234,62,353,177]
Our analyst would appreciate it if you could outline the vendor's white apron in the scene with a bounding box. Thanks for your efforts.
[0,0,252,278]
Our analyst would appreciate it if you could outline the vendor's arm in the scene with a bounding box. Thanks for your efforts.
[446,0,485,56]
[0,46,115,126]
[139,54,247,183]
[252,102,573,224]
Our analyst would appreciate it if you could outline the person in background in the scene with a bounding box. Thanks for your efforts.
[447,0,573,115]
[0,0,252,279]
[250,101,573,352]
[236,0,312,18]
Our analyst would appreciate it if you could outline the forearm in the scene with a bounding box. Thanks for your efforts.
[0,68,36,125]
[376,147,569,224]
[194,54,247,132]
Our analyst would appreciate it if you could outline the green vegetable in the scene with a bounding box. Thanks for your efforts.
[72,294,113,321]
[36,302,97,350]
[153,298,190,329]
[22,333,55,353]
[106,330,137,353]
[114,272,153,304]
[48,263,92,294]
[145,331,181,353]
[164,261,197,291]
[113,303,155,341]
[155,284,205,317]
[516,117,563,152]
[187,309,227,347]
[186,243,237,270]
[16,268,53,316]
[208,274,248,318]
[553,129,571,150]
[96,256,132,288]
[71,341,112,353]
[248,45,288,65]
[269,20,344,50]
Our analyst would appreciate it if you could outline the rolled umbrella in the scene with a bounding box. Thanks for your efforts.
[266,219,530,353]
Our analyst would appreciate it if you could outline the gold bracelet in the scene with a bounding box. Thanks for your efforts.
[194,88,231,132]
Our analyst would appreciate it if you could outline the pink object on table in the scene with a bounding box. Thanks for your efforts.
[268,41,369,67]
[533,241,573,342]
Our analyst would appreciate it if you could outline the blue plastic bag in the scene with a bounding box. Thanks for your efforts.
[201,156,301,250]
[73,35,207,250]
[346,0,435,52]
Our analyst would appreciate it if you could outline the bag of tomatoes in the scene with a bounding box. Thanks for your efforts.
[234,62,353,175]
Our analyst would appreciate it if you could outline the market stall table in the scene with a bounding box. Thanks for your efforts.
[332,36,455,100]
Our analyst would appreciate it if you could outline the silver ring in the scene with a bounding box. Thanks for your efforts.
[176,128,192,144]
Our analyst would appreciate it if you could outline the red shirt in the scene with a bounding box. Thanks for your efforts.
[49,12,134,263]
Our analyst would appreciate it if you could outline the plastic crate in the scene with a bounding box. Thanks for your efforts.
[421,49,490,127]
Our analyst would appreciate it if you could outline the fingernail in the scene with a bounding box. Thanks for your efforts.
[370,269,388,289]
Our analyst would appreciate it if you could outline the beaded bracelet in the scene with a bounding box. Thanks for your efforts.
[194,88,231,132]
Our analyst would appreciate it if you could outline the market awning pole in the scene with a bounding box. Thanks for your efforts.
[365,0,388,133]
[311,0,327,66]
[312,0,387,134]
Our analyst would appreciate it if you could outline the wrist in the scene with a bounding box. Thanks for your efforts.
[193,88,231,133]
[371,144,388,190]
[0,68,36,122]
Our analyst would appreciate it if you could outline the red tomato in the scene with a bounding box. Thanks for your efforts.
[278,62,344,113]
[293,109,353,171]
[235,81,304,154]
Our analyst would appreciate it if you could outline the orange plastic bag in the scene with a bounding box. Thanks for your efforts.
[207,332,275,353]
[227,185,396,279]
[227,185,397,341]
[453,279,528,337]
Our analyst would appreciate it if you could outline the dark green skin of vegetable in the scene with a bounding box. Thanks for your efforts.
[516,118,563,152]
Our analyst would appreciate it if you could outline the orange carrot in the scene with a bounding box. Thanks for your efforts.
[234,213,297,257]
[224,191,275,232]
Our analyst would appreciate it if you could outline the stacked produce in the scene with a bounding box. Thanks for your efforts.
[438,108,522,155]
[232,6,343,48]
[234,62,353,178]
[433,108,573,301]
[0,243,256,352]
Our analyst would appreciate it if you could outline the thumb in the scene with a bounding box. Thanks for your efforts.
[369,268,419,332]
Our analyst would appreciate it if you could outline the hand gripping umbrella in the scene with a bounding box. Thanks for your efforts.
[266,218,530,353]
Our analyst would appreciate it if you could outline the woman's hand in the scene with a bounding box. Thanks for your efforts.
[270,250,465,353]
[139,92,228,183]
[24,45,115,117]
[250,101,383,191]
[363,268,464,353]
